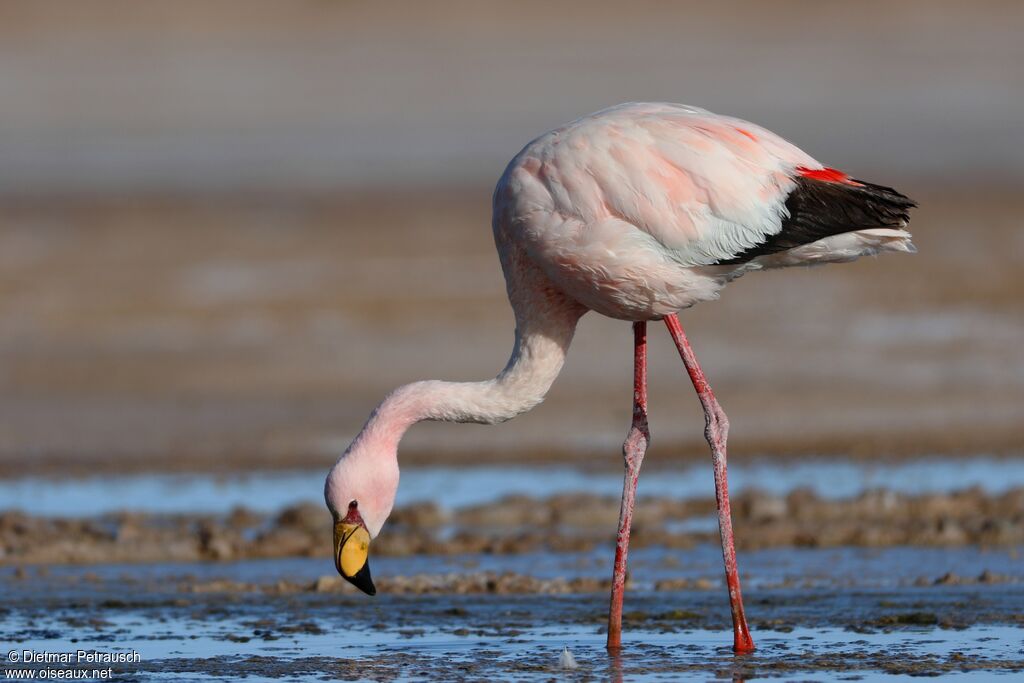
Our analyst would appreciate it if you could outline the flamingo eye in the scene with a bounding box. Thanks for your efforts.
[348,500,358,510]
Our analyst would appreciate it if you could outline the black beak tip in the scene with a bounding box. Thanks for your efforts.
[343,563,376,596]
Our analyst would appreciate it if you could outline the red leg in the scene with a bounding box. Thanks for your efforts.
[607,321,650,652]
[664,313,755,654]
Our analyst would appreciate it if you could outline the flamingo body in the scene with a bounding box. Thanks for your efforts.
[493,102,914,320]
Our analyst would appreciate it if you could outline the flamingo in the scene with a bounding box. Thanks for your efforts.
[324,102,915,653]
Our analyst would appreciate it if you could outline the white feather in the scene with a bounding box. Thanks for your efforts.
[559,647,579,670]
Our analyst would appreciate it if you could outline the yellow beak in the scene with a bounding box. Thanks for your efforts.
[334,520,375,595]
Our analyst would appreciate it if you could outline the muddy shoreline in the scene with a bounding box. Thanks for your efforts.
[3,487,1021,566]
[2,191,1023,482]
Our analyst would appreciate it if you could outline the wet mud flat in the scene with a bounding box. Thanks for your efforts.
[3,485,1022,566]
[1,190,1023,479]
[3,547,1023,681]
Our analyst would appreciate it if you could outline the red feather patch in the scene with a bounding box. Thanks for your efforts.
[796,166,862,186]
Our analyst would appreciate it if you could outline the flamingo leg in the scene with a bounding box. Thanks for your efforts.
[606,320,650,652]
[663,313,755,654]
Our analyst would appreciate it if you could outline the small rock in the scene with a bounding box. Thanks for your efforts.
[977,570,1006,584]
[313,575,343,592]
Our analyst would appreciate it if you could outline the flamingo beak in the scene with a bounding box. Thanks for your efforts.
[334,519,375,595]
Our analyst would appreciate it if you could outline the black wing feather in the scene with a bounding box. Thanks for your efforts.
[715,176,916,265]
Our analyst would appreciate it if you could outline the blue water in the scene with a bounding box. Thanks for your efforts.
[6,612,1022,681]
[4,543,1022,681]
[8,544,1020,591]
[0,456,1021,517]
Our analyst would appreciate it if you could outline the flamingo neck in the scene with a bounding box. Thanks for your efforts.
[353,301,585,455]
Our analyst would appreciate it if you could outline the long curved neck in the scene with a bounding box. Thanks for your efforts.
[351,292,585,456]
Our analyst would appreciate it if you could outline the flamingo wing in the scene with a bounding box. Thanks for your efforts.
[505,102,904,268]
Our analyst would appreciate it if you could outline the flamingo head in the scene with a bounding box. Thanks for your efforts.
[324,442,400,596]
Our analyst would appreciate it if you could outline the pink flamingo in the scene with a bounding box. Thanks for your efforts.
[325,102,915,653]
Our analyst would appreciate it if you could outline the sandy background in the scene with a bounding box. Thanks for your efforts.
[0,1,1022,476]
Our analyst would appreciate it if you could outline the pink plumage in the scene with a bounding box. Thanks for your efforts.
[494,102,914,319]
[325,102,916,654]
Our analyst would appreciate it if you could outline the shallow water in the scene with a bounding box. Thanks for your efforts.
[9,544,1020,592]
[6,619,1023,681]
[3,546,1023,681]
[3,456,1023,517]
[3,457,1022,679]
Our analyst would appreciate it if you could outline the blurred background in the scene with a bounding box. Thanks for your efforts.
[2,3,1023,678]
[1,1,1020,478]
